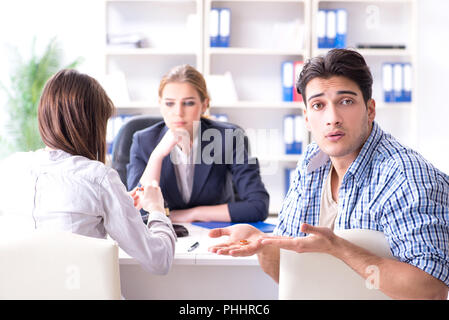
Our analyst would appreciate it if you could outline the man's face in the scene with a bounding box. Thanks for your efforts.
[303,76,376,163]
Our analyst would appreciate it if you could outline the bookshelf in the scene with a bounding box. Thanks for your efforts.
[311,0,418,148]
[203,0,309,214]
[104,0,203,114]
[103,0,418,214]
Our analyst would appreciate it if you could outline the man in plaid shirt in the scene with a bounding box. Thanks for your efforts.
[209,49,449,299]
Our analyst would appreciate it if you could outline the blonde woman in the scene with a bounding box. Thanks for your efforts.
[127,64,269,223]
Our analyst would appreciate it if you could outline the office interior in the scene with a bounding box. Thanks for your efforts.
[0,0,448,301]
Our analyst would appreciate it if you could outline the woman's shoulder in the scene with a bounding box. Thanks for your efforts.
[134,120,167,139]
[201,117,242,132]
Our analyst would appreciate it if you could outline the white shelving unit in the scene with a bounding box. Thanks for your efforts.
[311,0,418,148]
[203,0,309,214]
[104,0,203,116]
[104,0,419,214]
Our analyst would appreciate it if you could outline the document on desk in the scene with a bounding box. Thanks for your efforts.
[192,221,276,233]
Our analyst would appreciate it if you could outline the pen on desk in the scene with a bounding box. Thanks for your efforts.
[188,241,199,252]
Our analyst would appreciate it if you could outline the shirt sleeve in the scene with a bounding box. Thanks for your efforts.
[100,167,176,275]
[381,175,449,286]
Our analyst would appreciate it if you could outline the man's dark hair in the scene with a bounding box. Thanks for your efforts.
[297,49,373,107]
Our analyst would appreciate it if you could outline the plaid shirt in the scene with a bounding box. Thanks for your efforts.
[274,121,449,286]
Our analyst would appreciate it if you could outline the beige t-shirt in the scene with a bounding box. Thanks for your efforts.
[319,165,338,229]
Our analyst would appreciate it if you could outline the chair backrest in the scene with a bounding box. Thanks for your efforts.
[279,229,394,300]
[0,231,121,299]
[111,115,163,188]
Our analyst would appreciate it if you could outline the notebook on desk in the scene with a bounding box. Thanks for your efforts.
[191,221,276,233]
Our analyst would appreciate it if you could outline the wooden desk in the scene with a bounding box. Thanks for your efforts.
[119,222,279,300]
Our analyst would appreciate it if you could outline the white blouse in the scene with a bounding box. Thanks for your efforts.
[0,149,176,275]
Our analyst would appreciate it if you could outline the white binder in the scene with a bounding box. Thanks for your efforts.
[382,63,394,103]
[393,63,403,102]
[336,9,347,48]
[402,63,412,102]
[283,115,295,154]
[218,8,230,47]
[326,10,336,48]
[209,8,219,47]
[317,10,326,48]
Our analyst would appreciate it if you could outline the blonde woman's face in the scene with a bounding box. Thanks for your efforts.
[159,82,208,139]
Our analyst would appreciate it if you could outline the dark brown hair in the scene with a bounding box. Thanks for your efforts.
[38,69,115,163]
[158,64,210,109]
[297,49,373,107]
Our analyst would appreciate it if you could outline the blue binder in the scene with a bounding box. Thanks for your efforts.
[210,8,220,47]
[218,8,231,47]
[317,9,327,49]
[335,9,347,48]
[402,63,412,102]
[192,221,276,233]
[393,63,403,102]
[282,61,294,102]
[284,114,295,154]
[382,63,394,103]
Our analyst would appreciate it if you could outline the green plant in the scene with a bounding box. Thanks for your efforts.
[0,37,82,153]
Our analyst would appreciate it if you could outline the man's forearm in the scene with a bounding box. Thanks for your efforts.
[257,246,280,283]
[334,237,448,300]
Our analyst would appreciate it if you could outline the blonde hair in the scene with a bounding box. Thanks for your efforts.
[158,64,210,110]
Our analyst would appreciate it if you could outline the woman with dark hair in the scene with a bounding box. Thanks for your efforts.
[1,69,176,275]
[126,64,269,223]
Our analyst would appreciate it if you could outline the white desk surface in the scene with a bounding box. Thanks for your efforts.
[119,218,278,267]
[118,218,279,300]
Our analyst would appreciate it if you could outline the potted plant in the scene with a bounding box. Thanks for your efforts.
[0,37,82,154]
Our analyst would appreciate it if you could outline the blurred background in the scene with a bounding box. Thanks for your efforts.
[0,0,447,214]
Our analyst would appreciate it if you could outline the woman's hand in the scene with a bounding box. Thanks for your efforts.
[153,128,191,159]
[208,224,265,257]
[138,180,165,214]
[128,186,143,210]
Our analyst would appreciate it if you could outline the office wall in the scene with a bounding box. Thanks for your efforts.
[0,0,448,173]
[416,0,449,173]
[0,0,104,148]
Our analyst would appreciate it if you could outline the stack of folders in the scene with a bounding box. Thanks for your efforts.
[282,61,304,102]
[317,9,347,49]
[283,115,304,155]
[210,8,231,47]
[382,63,412,103]
[285,168,297,195]
[106,114,133,155]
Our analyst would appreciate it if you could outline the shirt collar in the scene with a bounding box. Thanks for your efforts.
[346,121,383,183]
[306,121,383,184]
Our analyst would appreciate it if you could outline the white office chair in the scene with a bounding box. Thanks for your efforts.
[0,230,121,299]
[279,229,394,300]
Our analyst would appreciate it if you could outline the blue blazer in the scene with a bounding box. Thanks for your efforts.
[127,118,269,222]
